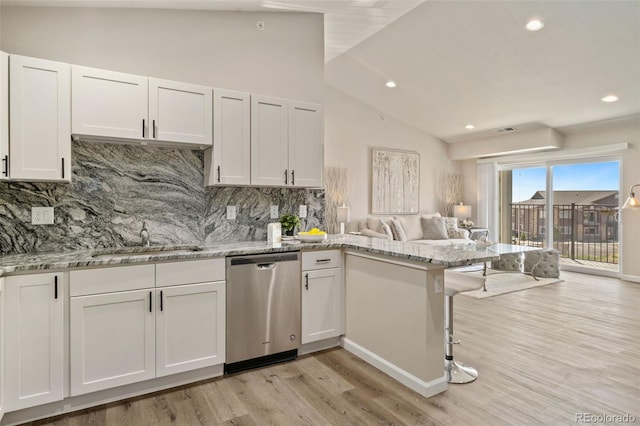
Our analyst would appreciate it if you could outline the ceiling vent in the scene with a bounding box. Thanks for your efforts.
[496,127,517,133]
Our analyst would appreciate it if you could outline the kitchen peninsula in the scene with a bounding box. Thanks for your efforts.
[0,235,518,425]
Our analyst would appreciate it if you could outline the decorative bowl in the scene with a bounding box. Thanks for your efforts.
[296,232,328,242]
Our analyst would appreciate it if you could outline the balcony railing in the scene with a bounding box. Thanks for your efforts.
[510,203,618,265]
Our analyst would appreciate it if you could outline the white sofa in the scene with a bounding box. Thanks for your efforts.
[346,213,471,246]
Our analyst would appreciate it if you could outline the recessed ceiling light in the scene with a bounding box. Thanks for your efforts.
[601,95,619,103]
[385,81,396,88]
[465,124,475,130]
[525,19,544,31]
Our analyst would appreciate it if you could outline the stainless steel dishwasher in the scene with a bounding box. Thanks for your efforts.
[225,251,301,374]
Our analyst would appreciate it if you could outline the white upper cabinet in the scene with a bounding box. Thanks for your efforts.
[205,89,251,185]
[9,55,71,182]
[148,78,212,145]
[251,95,323,187]
[72,66,147,140]
[251,95,289,186]
[289,101,323,188]
[0,51,8,181]
[72,66,212,147]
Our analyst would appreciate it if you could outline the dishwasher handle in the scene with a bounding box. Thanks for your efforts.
[257,263,276,270]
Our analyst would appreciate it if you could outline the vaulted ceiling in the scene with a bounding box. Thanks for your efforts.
[3,0,639,143]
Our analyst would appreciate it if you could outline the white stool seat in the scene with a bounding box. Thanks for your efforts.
[444,270,486,296]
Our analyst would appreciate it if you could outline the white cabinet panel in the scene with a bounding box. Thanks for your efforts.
[301,268,343,344]
[289,101,323,188]
[70,289,155,396]
[156,282,225,377]
[9,55,70,181]
[0,52,8,181]
[155,258,225,287]
[148,78,212,146]
[69,264,155,296]
[4,273,64,411]
[0,277,5,422]
[206,89,250,185]
[251,95,289,186]
[72,65,147,140]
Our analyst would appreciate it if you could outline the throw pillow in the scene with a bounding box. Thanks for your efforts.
[395,215,423,241]
[443,217,459,239]
[421,216,449,240]
[379,219,394,239]
[390,219,407,242]
[361,229,392,240]
[421,212,442,219]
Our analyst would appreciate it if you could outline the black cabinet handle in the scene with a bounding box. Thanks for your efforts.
[160,290,164,311]
[152,119,156,139]
[291,170,295,185]
[142,119,146,138]
[217,165,221,183]
[305,273,309,290]
[284,169,288,185]
[2,155,7,176]
[149,291,152,312]
[54,275,58,299]
[61,158,65,179]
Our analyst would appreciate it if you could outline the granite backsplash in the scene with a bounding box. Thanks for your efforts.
[0,141,324,255]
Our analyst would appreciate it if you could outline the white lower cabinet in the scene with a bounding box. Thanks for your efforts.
[156,281,225,377]
[70,289,156,396]
[0,277,5,422]
[69,260,225,396]
[301,251,343,344]
[4,273,64,412]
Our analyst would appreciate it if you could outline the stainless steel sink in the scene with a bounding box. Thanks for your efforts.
[91,245,203,258]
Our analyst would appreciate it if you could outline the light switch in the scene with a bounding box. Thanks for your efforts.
[227,206,237,220]
[270,205,279,219]
[299,205,307,218]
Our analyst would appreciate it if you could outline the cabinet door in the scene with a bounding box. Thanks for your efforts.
[0,52,8,181]
[301,268,343,344]
[4,273,64,411]
[72,65,147,140]
[0,277,4,421]
[289,101,323,188]
[156,281,225,377]
[250,95,289,186]
[206,89,251,186]
[148,78,212,146]
[9,55,70,181]
[70,289,155,396]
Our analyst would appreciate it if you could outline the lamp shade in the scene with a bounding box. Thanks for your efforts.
[453,203,472,218]
[623,184,640,209]
[337,205,350,223]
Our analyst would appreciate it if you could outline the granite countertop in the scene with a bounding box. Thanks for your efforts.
[0,235,535,276]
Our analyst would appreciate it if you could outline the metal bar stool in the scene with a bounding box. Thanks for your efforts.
[444,270,486,384]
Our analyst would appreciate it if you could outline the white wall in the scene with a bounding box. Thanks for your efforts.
[0,6,324,103]
[325,86,456,220]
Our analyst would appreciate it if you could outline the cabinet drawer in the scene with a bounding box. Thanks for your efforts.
[70,265,155,296]
[302,250,342,271]
[156,258,225,287]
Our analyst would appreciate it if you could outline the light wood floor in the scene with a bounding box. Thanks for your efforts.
[30,271,640,426]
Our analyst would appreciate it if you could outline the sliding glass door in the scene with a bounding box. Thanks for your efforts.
[499,159,620,273]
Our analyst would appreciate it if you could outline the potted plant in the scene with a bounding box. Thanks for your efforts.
[279,213,301,236]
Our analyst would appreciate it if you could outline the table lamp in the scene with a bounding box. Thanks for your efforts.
[337,204,350,234]
[453,203,472,221]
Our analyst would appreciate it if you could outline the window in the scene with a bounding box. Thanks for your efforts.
[560,226,572,235]
[584,226,598,235]
[539,209,546,219]
[539,226,546,234]
[583,211,597,223]
[559,210,572,219]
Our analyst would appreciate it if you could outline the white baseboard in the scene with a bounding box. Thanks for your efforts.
[299,337,341,355]
[341,338,447,398]
[620,274,640,283]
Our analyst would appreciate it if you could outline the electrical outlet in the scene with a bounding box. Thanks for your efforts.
[299,205,307,218]
[227,206,237,220]
[270,205,279,219]
[32,207,54,225]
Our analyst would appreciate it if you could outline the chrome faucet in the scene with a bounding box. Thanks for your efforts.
[140,221,150,247]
